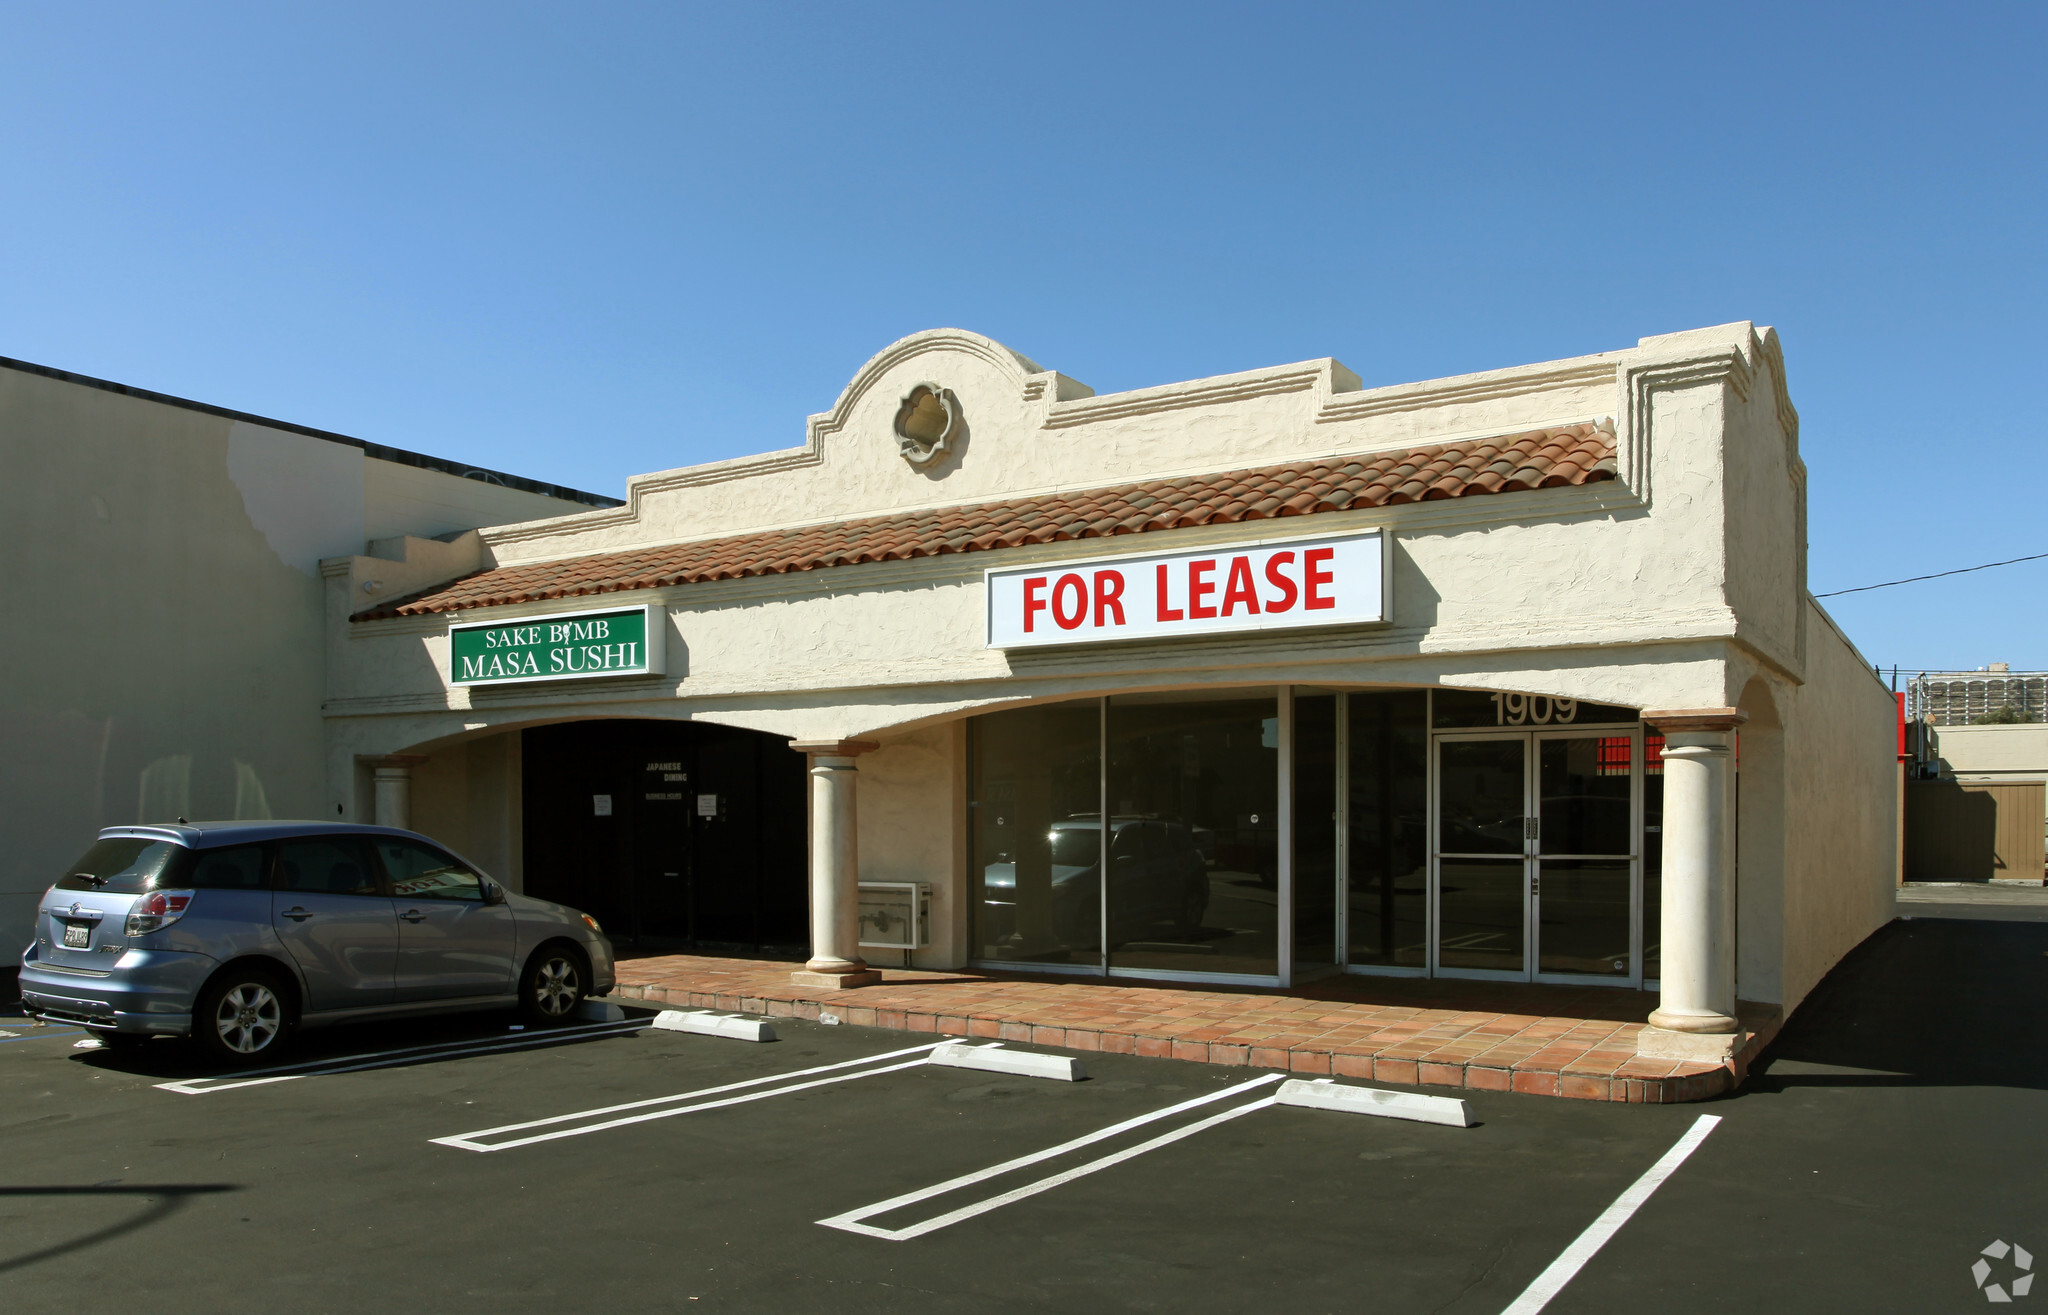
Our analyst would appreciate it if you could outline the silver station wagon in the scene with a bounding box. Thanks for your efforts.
[18,822,615,1063]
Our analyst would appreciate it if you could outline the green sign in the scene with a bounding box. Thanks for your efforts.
[448,605,662,686]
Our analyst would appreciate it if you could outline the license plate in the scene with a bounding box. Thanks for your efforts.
[61,922,91,949]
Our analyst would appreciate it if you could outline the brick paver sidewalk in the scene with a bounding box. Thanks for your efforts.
[613,953,1778,1103]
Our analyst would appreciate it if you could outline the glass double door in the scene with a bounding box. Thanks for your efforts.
[1433,730,1639,983]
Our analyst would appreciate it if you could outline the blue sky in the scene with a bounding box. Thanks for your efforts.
[3,3,2041,675]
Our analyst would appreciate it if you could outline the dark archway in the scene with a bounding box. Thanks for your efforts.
[522,720,807,955]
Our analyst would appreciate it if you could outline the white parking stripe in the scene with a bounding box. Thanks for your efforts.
[818,1074,1286,1241]
[1498,1114,1723,1314]
[157,1020,650,1094]
[433,1040,956,1152]
[0,1028,87,1045]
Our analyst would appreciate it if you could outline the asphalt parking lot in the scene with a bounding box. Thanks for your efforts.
[4,915,2045,1314]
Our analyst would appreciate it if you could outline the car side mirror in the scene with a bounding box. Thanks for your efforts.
[481,881,507,906]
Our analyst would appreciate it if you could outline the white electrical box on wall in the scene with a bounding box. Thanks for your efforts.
[857,881,931,950]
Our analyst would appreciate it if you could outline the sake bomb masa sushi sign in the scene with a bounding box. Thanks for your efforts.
[448,604,664,686]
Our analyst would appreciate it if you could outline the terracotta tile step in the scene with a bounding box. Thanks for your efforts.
[612,954,1779,1105]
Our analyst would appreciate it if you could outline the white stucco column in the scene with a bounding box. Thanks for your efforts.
[362,755,428,831]
[788,740,883,989]
[1638,708,1747,1062]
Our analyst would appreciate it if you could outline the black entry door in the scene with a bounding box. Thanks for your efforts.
[522,720,806,954]
[633,753,694,941]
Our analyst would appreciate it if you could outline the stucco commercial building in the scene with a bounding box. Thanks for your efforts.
[329,321,1896,1060]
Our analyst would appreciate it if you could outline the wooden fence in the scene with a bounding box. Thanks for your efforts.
[1904,780,2046,882]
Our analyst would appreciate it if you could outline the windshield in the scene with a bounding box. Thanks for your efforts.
[53,838,184,893]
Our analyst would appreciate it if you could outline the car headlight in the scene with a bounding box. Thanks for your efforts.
[580,913,603,935]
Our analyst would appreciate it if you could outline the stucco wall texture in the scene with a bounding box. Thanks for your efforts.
[330,322,1894,1017]
[0,364,602,953]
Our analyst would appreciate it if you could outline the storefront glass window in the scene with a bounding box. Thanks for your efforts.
[1535,859,1632,976]
[1531,736,1633,978]
[1347,690,1427,968]
[968,702,1103,968]
[967,685,1647,988]
[1106,690,1279,978]
[1293,694,1338,972]
[1643,732,1664,982]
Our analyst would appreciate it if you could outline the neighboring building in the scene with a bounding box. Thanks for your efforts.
[320,320,1898,1060]
[1908,666,2047,725]
[0,357,618,953]
[1906,719,2048,882]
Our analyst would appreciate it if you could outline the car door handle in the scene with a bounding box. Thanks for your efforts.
[282,907,314,921]
[400,909,426,923]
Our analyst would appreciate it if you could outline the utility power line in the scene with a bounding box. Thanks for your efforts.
[1814,550,2048,598]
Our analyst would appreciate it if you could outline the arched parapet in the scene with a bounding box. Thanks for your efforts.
[471,326,1385,570]
[480,328,1097,564]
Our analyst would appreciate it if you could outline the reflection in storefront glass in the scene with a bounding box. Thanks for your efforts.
[1347,691,1427,968]
[1644,733,1664,981]
[968,703,1102,967]
[1106,692,1278,977]
[1437,857,1526,972]
[1293,695,1338,972]
[1536,859,1632,976]
[1540,737,1633,856]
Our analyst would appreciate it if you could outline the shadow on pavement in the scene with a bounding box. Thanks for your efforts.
[59,1004,658,1083]
[1750,917,2048,1092]
[0,1184,240,1274]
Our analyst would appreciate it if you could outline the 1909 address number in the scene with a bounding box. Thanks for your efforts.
[1489,693,1579,725]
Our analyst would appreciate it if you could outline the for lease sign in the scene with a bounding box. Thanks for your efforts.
[985,529,1385,649]
[447,604,664,686]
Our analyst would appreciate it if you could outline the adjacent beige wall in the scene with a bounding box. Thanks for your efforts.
[1774,603,1899,1011]
[1,365,596,952]
[1,371,334,953]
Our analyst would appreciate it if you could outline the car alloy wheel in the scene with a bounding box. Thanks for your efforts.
[531,956,581,1020]
[214,981,283,1055]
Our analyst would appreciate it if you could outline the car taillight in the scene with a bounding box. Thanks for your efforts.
[126,890,194,936]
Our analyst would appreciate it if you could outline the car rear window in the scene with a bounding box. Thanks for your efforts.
[186,843,270,890]
[54,839,184,893]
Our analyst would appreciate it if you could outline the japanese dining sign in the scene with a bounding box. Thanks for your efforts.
[448,604,665,686]
[985,529,1385,649]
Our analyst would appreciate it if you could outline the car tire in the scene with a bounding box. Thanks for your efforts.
[194,968,293,1065]
[520,945,587,1027]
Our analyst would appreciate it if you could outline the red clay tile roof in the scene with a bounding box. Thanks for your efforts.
[362,421,1616,620]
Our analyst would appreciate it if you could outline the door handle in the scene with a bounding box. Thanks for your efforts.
[400,909,426,923]
[282,907,313,921]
